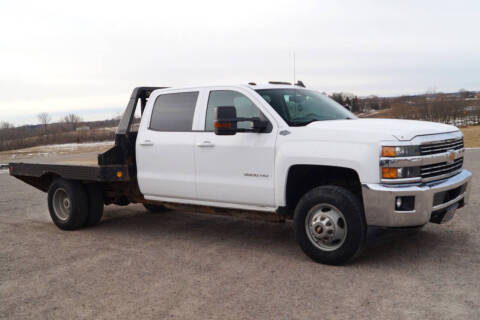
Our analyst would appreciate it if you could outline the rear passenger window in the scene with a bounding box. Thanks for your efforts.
[149,92,199,131]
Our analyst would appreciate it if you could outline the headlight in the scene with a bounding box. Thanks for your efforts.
[382,167,420,179]
[382,146,420,157]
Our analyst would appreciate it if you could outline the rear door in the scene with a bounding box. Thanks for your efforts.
[194,88,277,208]
[136,89,201,200]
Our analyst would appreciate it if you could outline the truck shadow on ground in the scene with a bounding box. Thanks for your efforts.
[96,205,464,265]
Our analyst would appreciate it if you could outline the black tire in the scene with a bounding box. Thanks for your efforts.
[293,186,367,265]
[143,203,168,213]
[84,184,104,227]
[47,178,89,230]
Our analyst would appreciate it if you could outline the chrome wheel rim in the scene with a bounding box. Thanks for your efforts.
[305,203,347,251]
[52,188,71,222]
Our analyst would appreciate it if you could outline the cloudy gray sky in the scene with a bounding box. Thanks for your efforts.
[1,0,479,125]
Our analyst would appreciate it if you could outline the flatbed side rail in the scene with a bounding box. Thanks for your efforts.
[9,163,130,181]
[8,162,131,192]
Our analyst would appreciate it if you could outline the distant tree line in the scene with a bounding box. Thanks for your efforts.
[328,88,480,126]
[0,113,120,152]
[387,95,479,126]
[368,89,480,126]
[329,93,390,113]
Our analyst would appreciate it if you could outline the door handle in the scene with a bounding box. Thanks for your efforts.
[196,141,215,148]
[140,140,154,146]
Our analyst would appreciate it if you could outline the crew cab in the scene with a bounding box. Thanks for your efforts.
[9,83,472,265]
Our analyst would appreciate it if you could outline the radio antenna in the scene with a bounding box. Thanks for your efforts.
[293,52,296,86]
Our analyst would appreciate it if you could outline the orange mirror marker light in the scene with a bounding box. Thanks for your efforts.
[214,121,232,129]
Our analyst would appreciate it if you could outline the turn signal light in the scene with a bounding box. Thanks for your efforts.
[214,121,232,129]
[382,146,396,157]
[382,168,398,179]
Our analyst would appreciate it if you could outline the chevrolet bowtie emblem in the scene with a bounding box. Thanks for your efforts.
[447,150,456,164]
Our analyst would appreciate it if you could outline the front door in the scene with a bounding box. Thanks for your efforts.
[195,89,277,207]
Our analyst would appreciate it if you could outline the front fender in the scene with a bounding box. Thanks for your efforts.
[274,140,380,207]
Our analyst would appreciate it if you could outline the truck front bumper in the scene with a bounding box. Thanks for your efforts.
[362,169,472,227]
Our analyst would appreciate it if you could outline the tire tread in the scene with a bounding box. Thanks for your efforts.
[47,178,89,230]
[84,183,104,227]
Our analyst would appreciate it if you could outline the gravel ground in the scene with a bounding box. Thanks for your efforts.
[0,150,479,320]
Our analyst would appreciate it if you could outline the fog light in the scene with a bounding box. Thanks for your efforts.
[395,196,415,211]
[396,197,402,209]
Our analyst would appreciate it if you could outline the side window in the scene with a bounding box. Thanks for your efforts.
[149,91,199,132]
[205,90,261,131]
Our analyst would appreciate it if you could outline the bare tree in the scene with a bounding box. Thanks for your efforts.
[0,121,15,142]
[37,112,52,134]
[63,113,83,130]
[0,121,14,129]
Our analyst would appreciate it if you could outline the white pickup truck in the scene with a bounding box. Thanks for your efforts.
[9,83,472,265]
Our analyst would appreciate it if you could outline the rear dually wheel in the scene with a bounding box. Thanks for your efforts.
[48,178,88,230]
[84,183,104,227]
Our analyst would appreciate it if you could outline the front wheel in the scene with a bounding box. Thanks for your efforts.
[294,186,366,265]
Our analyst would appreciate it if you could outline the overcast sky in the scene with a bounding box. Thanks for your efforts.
[1,0,479,125]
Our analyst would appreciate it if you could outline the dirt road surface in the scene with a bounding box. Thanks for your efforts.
[1,150,479,319]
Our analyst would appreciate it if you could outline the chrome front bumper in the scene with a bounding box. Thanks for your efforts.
[362,169,472,227]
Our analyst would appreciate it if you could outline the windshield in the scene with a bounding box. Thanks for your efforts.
[255,88,356,126]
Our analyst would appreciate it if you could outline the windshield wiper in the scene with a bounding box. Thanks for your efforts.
[290,119,319,126]
[291,117,354,126]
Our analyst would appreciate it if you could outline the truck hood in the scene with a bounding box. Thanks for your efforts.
[306,118,459,141]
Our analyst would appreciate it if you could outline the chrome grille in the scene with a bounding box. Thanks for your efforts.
[420,137,464,155]
[421,157,463,180]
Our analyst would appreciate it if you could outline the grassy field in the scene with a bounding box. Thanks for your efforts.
[461,126,480,148]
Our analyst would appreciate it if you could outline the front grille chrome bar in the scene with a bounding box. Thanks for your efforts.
[420,137,464,155]
[380,149,464,168]
[421,159,463,178]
